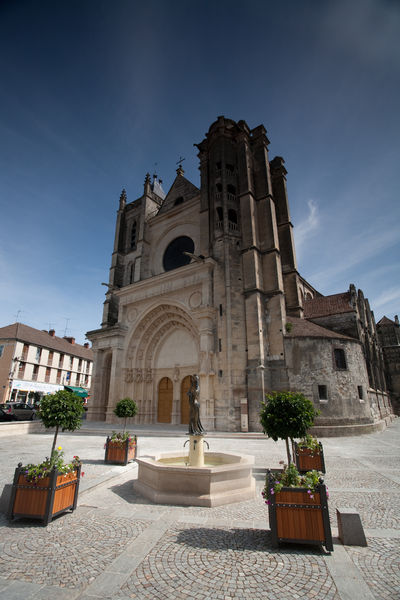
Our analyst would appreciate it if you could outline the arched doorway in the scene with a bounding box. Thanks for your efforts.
[180,375,191,424]
[157,377,173,423]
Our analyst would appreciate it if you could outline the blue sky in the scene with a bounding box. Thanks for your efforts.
[0,0,399,344]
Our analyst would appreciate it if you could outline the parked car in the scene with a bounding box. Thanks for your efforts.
[1,402,37,421]
[0,407,17,422]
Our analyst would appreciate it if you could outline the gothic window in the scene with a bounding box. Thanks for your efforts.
[130,221,137,249]
[334,348,347,370]
[163,236,194,271]
[228,209,237,224]
[226,163,234,173]
[130,262,135,284]
[216,207,223,222]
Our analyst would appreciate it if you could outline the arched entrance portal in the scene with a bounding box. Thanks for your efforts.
[158,377,173,423]
[180,375,191,424]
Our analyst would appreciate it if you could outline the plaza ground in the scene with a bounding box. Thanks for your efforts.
[0,419,399,599]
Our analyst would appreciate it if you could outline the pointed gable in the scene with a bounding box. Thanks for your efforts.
[158,169,200,215]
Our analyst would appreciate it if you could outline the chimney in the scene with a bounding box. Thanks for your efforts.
[49,329,55,337]
[395,315,399,326]
[64,336,75,344]
[84,342,90,349]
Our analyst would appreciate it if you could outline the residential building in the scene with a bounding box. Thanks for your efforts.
[0,323,93,404]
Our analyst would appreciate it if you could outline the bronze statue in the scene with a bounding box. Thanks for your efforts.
[187,374,205,435]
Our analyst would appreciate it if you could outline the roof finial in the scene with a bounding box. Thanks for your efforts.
[144,172,151,194]
[176,156,185,176]
[119,188,127,209]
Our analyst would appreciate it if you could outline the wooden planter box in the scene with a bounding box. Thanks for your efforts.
[267,471,333,552]
[293,441,326,473]
[8,463,81,525]
[104,436,137,465]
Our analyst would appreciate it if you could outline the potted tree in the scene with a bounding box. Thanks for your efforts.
[292,434,326,473]
[8,390,85,525]
[104,397,138,465]
[260,391,333,552]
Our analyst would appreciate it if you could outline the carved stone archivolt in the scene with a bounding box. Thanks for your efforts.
[135,368,143,383]
[127,304,199,371]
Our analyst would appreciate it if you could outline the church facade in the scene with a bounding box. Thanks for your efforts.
[86,116,393,433]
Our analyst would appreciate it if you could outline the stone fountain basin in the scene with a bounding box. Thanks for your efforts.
[134,451,255,507]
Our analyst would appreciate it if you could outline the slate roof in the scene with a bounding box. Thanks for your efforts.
[285,317,354,340]
[377,316,395,326]
[0,323,93,360]
[303,292,353,319]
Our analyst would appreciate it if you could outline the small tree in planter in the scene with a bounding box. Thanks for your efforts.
[104,397,138,465]
[8,390,86,524]
[260,391,332,552]
[293,434,326,473]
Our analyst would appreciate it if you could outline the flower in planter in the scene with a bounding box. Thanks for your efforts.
[262,463,321,503]
[109,430,137,450]
[297,434,321,456]
[21,449,84,484]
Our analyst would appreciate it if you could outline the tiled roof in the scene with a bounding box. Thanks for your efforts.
[377,316,395,326]
[285,317,354,340]
[0,323,93,360]
[303,292,353,318]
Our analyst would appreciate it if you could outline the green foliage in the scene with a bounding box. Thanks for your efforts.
[262,464,321,503]
[38,390,85,432]
[21,447,82,484]
[285,322,293,333]
[297,434,320,453]
[113,397,138,420]
[260,391,318,442]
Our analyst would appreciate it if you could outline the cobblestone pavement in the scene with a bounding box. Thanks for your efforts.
[0,418,398,599]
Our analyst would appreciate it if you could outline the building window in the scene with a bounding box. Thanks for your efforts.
[334,348,347,370]
[78,359,82,371]
[56,369,62,383]
[32,365,39,381]
[174,196,184,206]
[48,351,53,366]
[358,385,364,400]
[70,356,73,368]
[318,385,328,401]
[18,362,25,377]
[130,221,137,249]
[59,354,64,367]
[22,344,29,360]
[35,347,42,362]
[0,344,4,357]
[45,367,51,382]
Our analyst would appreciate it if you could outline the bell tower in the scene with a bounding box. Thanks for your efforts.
[196,117,289,429]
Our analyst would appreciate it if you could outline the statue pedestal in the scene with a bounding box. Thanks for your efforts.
[188,435,205,467]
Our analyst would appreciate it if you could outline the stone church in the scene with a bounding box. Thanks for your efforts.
[87,116,393,434]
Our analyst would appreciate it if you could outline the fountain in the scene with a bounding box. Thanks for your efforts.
[134,375,255,507]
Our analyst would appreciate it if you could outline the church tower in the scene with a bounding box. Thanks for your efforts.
[196,117,295,428]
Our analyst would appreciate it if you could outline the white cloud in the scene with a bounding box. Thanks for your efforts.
[293,199,319,257]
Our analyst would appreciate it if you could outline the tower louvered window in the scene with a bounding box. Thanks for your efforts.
[131,221,137,249]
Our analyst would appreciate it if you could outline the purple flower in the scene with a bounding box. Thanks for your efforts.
[265,500,270,505]
[270,488,274,495]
